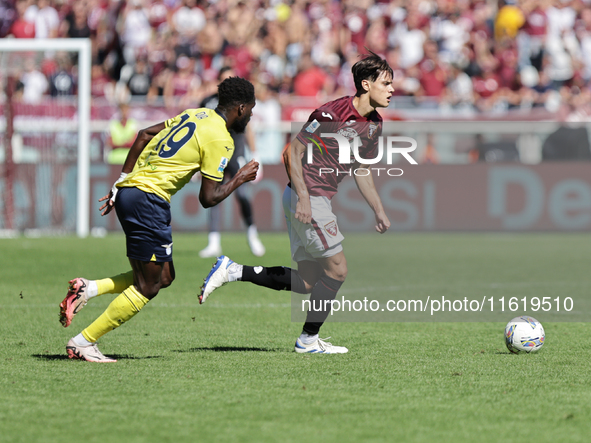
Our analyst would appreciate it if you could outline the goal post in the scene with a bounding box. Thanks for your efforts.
[0,38,91,237]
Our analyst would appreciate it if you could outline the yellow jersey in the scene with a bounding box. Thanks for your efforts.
[118,108,234,202]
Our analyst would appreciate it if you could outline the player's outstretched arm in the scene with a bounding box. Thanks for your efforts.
[99,122,166,216]
[354,163,390,233]
[199,159,259,208]
[283,138,312,224]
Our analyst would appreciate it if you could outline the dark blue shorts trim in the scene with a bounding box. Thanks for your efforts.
[115,187,173,262]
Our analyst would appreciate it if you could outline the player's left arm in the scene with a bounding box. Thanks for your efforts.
[99,121,166,216]
[353,162,390,234]
[199,160,259,208]
[198,137,259,208]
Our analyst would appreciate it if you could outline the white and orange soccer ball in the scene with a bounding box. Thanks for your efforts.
[504,316,545,354]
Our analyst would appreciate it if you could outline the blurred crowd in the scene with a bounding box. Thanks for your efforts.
[3,0,591,117]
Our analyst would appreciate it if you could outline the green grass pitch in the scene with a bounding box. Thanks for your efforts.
[1,232,590,442]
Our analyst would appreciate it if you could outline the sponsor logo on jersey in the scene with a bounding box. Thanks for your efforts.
[217,157,229,173]
[194,111,209,120]
[345,120,355,126]
[324,220,338,236]
[321,112,333,120]
[337,127,359,140]
[369,122,378,139]
[305,119,320,133]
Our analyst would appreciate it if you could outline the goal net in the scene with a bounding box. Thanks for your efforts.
[0,39,90,237]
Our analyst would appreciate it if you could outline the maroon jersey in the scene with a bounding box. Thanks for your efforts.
[295,96,382,199]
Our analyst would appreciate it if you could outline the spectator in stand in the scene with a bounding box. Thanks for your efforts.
[163,54,201,108]
[0,0,16,37]
[496,41,520,90]
[446,61,474,108]
[60,0,90,39]
[389,9,427,69]
[19,58,48,104]
[433,0,470,65]
[146,0,168,32]
[545,0,577,88]
[170,0,205,56]
[517,0,548,71]
[197,21,225,73]
[576,8,591,84]
[34,0,59,39]
[417,39,448,101]
[9,0,35,38]
[293,53,333,98]
[106,102,138,165]
[125,56,152,98]
[473,58,501,112]
[120,0,152,65]
[495,0,525,41]
[48,52,76,97]
[90,63,115,101]
[252,75,283,164]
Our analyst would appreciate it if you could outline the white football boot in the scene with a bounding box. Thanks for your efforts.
[294,337,348,354]
[200,256,239,304]
[66,338,117,363]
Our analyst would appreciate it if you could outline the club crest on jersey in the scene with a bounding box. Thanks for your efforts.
[337,127,358,141]
[217,157,229,173]
[305,119,320,133]
[368,123,378,139]
[324,220,338,237]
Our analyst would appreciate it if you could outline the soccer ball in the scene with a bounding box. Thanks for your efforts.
[504,316,545,354]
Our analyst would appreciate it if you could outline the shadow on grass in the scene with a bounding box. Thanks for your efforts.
[31,354,163,361]
[173,346,281,353]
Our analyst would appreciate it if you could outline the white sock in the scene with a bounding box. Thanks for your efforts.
[247,225,258,239]
[227,263,243,282]
[208,231,221,248]
[299,332,318,345]
[87,280,98,299]
[73,333,93,346]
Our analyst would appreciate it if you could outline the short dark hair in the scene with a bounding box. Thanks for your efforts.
[351,51,393,95]
[217,76,255,109]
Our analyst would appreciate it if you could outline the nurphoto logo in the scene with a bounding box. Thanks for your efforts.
[306,132,418,177]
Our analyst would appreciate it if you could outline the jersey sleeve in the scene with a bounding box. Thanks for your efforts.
[296,107,337,146]
[200,139,235,182]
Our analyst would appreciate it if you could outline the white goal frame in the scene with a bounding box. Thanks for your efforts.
[0,38,91,237]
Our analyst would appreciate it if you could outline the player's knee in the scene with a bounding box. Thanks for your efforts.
[325,266,347,282]
[160,273,175,289]
[302,280,315,293]
[135,282,161,300]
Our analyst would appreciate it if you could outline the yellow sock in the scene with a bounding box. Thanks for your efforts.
[82,285,149,343]
[95,271,134,296]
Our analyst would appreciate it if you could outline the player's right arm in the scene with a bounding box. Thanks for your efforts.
[99,121,166,215]
[283,138,312,224]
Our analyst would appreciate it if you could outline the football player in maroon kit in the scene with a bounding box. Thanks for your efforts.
[200,52,394,353]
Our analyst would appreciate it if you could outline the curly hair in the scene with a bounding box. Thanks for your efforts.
[217,76,255,110]
[351,50,393,96]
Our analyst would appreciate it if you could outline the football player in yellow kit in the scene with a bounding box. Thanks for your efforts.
[59,76,258,362]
